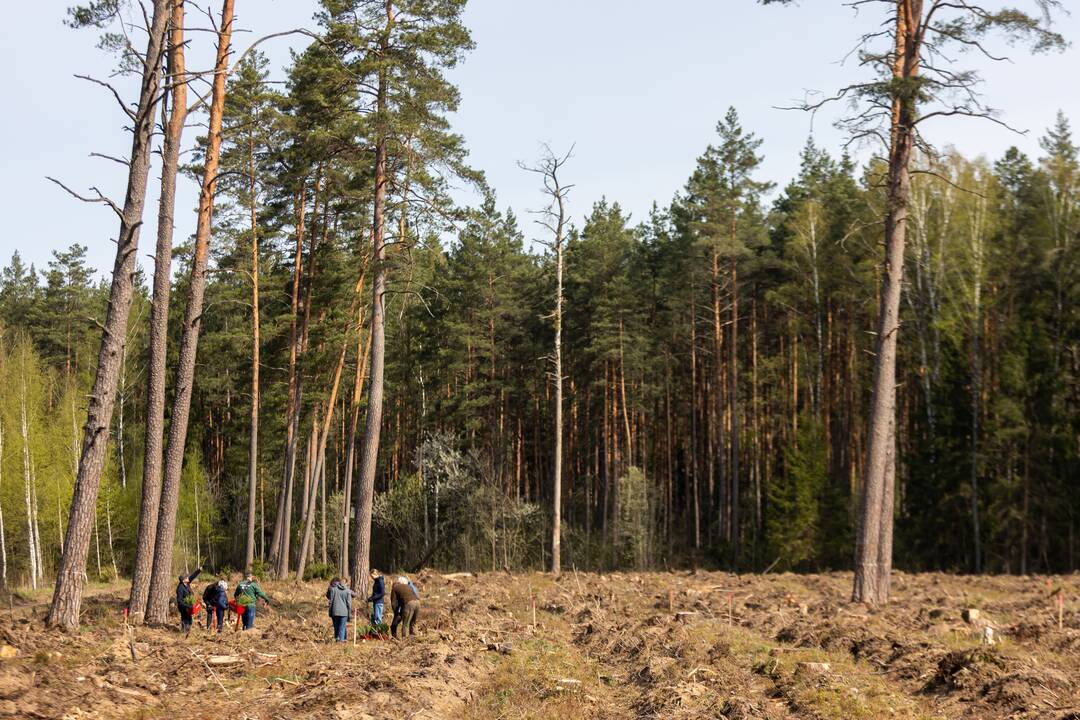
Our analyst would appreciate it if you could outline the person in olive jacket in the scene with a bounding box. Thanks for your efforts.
[389,575,420,639]
[326,577,354,642]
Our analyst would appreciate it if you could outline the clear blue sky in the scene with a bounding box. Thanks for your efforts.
[2,1,1077,277]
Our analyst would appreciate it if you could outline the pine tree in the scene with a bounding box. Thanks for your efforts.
[47,0,173,631]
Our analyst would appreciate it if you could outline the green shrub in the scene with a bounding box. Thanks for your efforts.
[303,562,336,582]
[249,559,269,580]
[356,622,390,637]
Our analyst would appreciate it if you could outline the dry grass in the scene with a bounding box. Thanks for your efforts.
[0,571,1076,719]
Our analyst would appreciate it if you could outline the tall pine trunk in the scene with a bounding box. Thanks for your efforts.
[129,0,187,621]
[145,0,235,624]
[245,137,261,572]
[552,188,565,577]
[341,277,371,578]
[268,185,307,573]
[730,258,740,566]
[351,11,391,594]
[296,335,349,581]
[47,0,172,631]
[277,175,320,576]
[852,1,916,605]
[0,421,6,586]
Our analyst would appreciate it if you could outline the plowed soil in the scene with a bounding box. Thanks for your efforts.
[0,571,1077,719]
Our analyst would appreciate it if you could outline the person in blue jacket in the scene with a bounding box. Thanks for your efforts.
[366,569,385,626]
[206,580,229,633]
[175,568,202,635]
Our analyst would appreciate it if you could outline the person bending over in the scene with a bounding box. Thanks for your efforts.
[390,575,420,639]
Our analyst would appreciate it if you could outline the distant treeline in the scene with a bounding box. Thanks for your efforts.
[2,70,1077,580]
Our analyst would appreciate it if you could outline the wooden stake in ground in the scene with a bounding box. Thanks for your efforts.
[46,0,173,631]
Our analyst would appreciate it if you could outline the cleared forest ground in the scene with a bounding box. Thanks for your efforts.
[0,571,1077,719]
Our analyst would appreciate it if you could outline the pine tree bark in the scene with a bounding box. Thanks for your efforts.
[129,0,187,621]
[730,258,741,566]
[551,183,565,577]
[268,185,307,572]
[341,279,372,578]
[276,174,320,576]
[0,421,6,586]
[145,0,235,624]
[351,9,392,594]
[46,0,172,631]
[245,137,260,573]
[853,0,917,605]
[296,334,349,581]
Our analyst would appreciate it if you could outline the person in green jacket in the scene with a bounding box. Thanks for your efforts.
[234,573,271,630]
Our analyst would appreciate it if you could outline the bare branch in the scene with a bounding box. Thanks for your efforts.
[46,177,124,220]
[75,74,137,121]
[89,152,131,168]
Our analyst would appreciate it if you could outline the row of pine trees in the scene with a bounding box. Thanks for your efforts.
[0,2,1076,625]
[4,103,1077,582]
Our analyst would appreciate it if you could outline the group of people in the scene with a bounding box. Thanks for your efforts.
[173,567,421,644]
[325,569,421,643]
[174,569,272,636]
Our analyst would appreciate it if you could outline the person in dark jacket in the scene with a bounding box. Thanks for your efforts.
[175,568,202,635]
[389,575,420,639]
[205,580,229,633]
[201,581,217,630]
[366,569,385,626]
[326,577,354,642]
